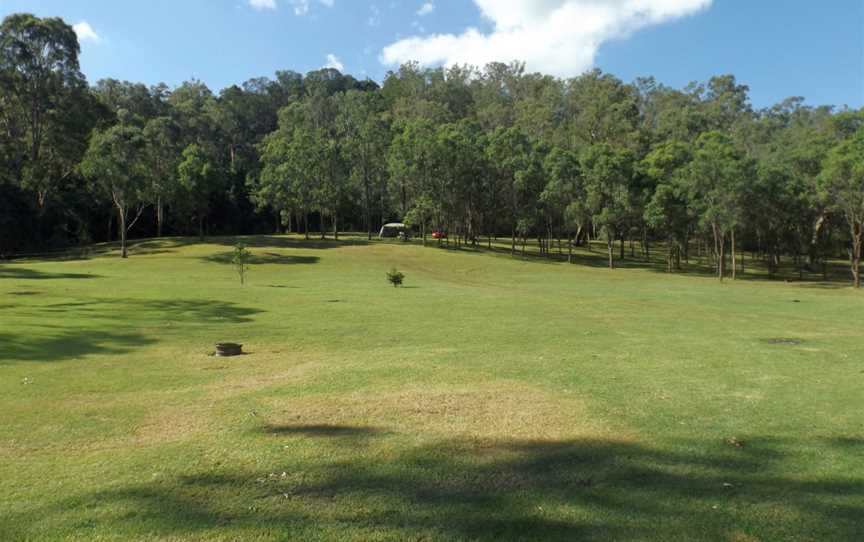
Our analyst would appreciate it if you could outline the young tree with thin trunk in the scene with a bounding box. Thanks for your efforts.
[79,125,147,258]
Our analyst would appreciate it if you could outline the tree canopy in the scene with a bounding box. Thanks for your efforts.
[1,12,862,286]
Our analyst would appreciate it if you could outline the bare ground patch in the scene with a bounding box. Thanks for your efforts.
[262,381,623,443]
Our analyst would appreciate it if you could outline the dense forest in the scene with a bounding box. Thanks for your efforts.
[1,13,862,286]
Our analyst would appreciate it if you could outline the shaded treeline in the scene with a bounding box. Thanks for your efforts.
[1,14,862,284]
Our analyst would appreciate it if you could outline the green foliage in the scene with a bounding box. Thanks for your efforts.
[79,124,147,257]
[231,243,251,285]
[819,127,864,287]
[386,267,405,287]
[1,12,862,286]
[177,143,220,239]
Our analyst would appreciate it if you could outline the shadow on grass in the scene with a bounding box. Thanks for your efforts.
[0,298,263,363]
[30,298,263,324]
[0,329,156,364]
[136,235,369,252]
[8,432,861,540]
[262,424,383,438]
[437,240,858,287]
[201,251,320,266]
[3,235,368,263]
[0,267,98,280]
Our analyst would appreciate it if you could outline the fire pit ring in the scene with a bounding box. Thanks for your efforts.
[215,343,243,357]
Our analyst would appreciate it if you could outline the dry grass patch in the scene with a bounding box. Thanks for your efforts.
[263,381,622,443]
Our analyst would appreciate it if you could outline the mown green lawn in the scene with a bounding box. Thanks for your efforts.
[1,235,862,541]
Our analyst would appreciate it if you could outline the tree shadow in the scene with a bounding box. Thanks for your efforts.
[0,267,99,280]
[8,432,861,540]
[1,298,263,363]
[131,236,369,252]
[436,240,857,288]
[201,251,320,266]
[0,329,156,364]
[261,424,383,438]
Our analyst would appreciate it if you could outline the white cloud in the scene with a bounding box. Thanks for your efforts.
[382,0,712,76]
[73,21,101,44]
[417,1,434,16]
[324,53,344,71]
[248,0,277,10]
[289,0,334,15]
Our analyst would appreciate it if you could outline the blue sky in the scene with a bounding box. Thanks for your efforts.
[1,0,861,109]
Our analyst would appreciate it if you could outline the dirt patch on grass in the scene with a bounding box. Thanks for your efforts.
[203,359,324,400]
[130,405,214,446]
[264,381,619,442]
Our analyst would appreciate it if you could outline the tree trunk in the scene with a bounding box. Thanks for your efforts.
[156,196,163,237]
[851,222,862,288]
[118,206,128,259]
[607,236,614,269]
[365,173,372,241]
[198,215,204,241]
[511,224,516,256]
[304,211,309,240]
[642,228,649,262]
[568,235,573,264]
[731,229,737,280]
[712,224,725,281]
[333,211,338,240]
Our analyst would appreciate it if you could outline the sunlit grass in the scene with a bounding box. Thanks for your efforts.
[1,235,861,541]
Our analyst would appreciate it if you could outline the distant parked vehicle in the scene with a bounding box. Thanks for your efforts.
[432,229,448,239]
[379,223,408,239]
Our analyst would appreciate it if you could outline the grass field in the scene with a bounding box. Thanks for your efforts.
[1,235,862,541]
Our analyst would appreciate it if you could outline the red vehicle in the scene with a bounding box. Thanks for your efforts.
[432,229,448,239]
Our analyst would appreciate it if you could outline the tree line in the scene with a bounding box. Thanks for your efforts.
[2,13,862,286]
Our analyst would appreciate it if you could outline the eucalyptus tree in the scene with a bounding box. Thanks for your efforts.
[177,143,220,240]
[0,13,91,210]
[433,120,486,245]
[541,146,583,260]
[471,62,523,130]
[819,126,864,288]
[169,79,215,145]
[257,103,323,240]
[580,143,635,269]
[485,127,539,255]
[563,70,641,149]
[142,116,181,236]
[336,89,390,238]
[387,117,437,223]
[640,140,692,271]
[79,125,147,258]
[93,79,168,125]
[684,131,751,280]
